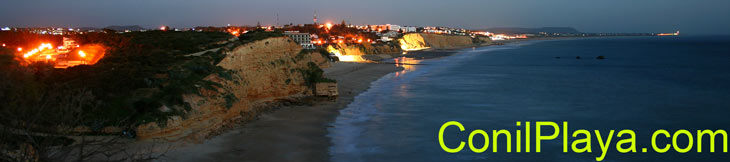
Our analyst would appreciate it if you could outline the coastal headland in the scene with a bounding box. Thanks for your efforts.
[162,33,492,161]
[0,28,598,161]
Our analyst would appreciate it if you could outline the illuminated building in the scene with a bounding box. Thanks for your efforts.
[389,24,401,32]
[402,26,417,33]
[284,31,315,49]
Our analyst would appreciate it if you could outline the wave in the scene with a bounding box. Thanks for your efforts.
[326,41,541,162]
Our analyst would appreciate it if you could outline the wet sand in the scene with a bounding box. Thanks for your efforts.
[165,62,403,162]
[161,38,562,161]
[162,41,508,161]
[155,37,626,161]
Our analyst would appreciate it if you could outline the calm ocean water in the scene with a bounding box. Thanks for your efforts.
[327,36,730,162]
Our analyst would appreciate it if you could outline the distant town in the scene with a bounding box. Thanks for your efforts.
[0,14,674,69]
[0,22,664,48]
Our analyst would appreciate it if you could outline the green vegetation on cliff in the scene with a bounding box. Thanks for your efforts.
[0,31,235,133]
[71,30,232,54]
[1,30,333,137]
[238,29,285,45]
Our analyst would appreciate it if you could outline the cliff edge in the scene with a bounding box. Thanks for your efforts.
[136,37,329,141]
[399,33,483,50]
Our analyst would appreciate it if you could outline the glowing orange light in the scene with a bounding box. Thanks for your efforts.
[17,47,22,52]
[23,49,39,58]
[39,43,52,50]
[45,55,51,60]
[338,40,343,43]
[160,26,167,31]
[327,45,364,62]
[358,39,363,43]
[78,51,86,58]
[325,23,333,29]
[393,57,421,77]
[2,43,5,47]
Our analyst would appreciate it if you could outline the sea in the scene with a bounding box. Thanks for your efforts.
[327,36,730,162]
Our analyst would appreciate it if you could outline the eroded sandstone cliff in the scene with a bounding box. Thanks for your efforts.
[326,42,402,56]
[136,37,329,141]
[399,33,483,50]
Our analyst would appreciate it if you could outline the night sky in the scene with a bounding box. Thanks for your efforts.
[1,0,729,34]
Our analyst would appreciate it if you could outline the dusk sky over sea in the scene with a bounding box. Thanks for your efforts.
[1,0,729,34]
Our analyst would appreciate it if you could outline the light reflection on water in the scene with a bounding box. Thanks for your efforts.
[393,56,421,78]
[328,37,730,162]
[328,43,524,162]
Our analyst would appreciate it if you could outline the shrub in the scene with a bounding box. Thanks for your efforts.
[239,29,284,45]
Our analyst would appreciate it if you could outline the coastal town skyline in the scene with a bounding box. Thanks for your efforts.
[1,0,729,35]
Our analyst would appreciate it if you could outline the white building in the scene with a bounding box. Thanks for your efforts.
[380,30,399,38]
[388,24,401,32]
[284,31,315,49]
[402,26,417,33]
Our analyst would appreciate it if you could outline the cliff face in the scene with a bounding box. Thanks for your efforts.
[476,36,493,45]
[399,33,477,50]
[326,43,402,62]
[136,37,329,141]
[327,43,401,56]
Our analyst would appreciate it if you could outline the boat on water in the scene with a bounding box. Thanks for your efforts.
[658,30,680,36]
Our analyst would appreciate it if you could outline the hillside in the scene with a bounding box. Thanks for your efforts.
[136,36,330,140]
[0,31,330,141]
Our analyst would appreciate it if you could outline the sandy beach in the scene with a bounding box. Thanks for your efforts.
[160,38,566,161]
[160,39,511,161]
[164,62,403,162]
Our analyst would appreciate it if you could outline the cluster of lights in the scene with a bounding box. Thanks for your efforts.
[314,38,372,45]
[11,37,104,68]
[22,43,53,58]
[471,31,493,36]
[490,34,528,40]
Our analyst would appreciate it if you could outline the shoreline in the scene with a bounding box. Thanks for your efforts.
[165,62,404,161]
[163,37,566,161]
